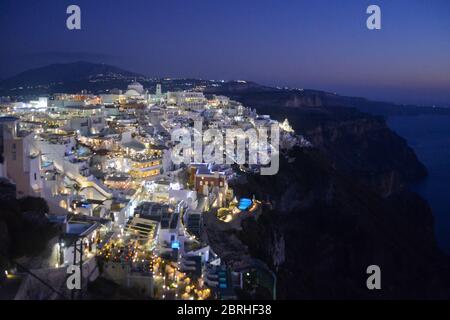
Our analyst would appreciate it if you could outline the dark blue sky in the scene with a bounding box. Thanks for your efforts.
[0,0,449,106]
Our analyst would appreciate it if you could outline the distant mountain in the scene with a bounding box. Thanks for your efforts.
[207,84,450,117]
[0,61,143,89]
[1,61,448,117]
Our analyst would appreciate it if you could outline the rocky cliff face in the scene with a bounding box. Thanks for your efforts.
[241,102,427,197]
[303,114,427,196]
[232,147,450,299]
[207,88,449,299]
[209,84,428,196]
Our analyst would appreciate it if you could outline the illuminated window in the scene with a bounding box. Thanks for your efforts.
[59,200,67,209]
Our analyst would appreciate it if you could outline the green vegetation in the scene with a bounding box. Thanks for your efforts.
[0,191,59,274]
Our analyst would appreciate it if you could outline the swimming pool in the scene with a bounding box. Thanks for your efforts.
[238,198,252,211]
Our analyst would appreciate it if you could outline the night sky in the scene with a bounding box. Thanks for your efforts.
[0,0,449,106]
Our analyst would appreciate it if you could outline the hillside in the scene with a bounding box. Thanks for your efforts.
[1,61,450,116]
[231,147,450,299]
[0,61,142,87]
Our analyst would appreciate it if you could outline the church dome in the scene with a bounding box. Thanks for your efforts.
[125,89,141,97]
[127,81,144,94]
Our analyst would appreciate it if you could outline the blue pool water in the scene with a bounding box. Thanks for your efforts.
[238,198,252,211]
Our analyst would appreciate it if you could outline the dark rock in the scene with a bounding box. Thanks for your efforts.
[232,147,450,299]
